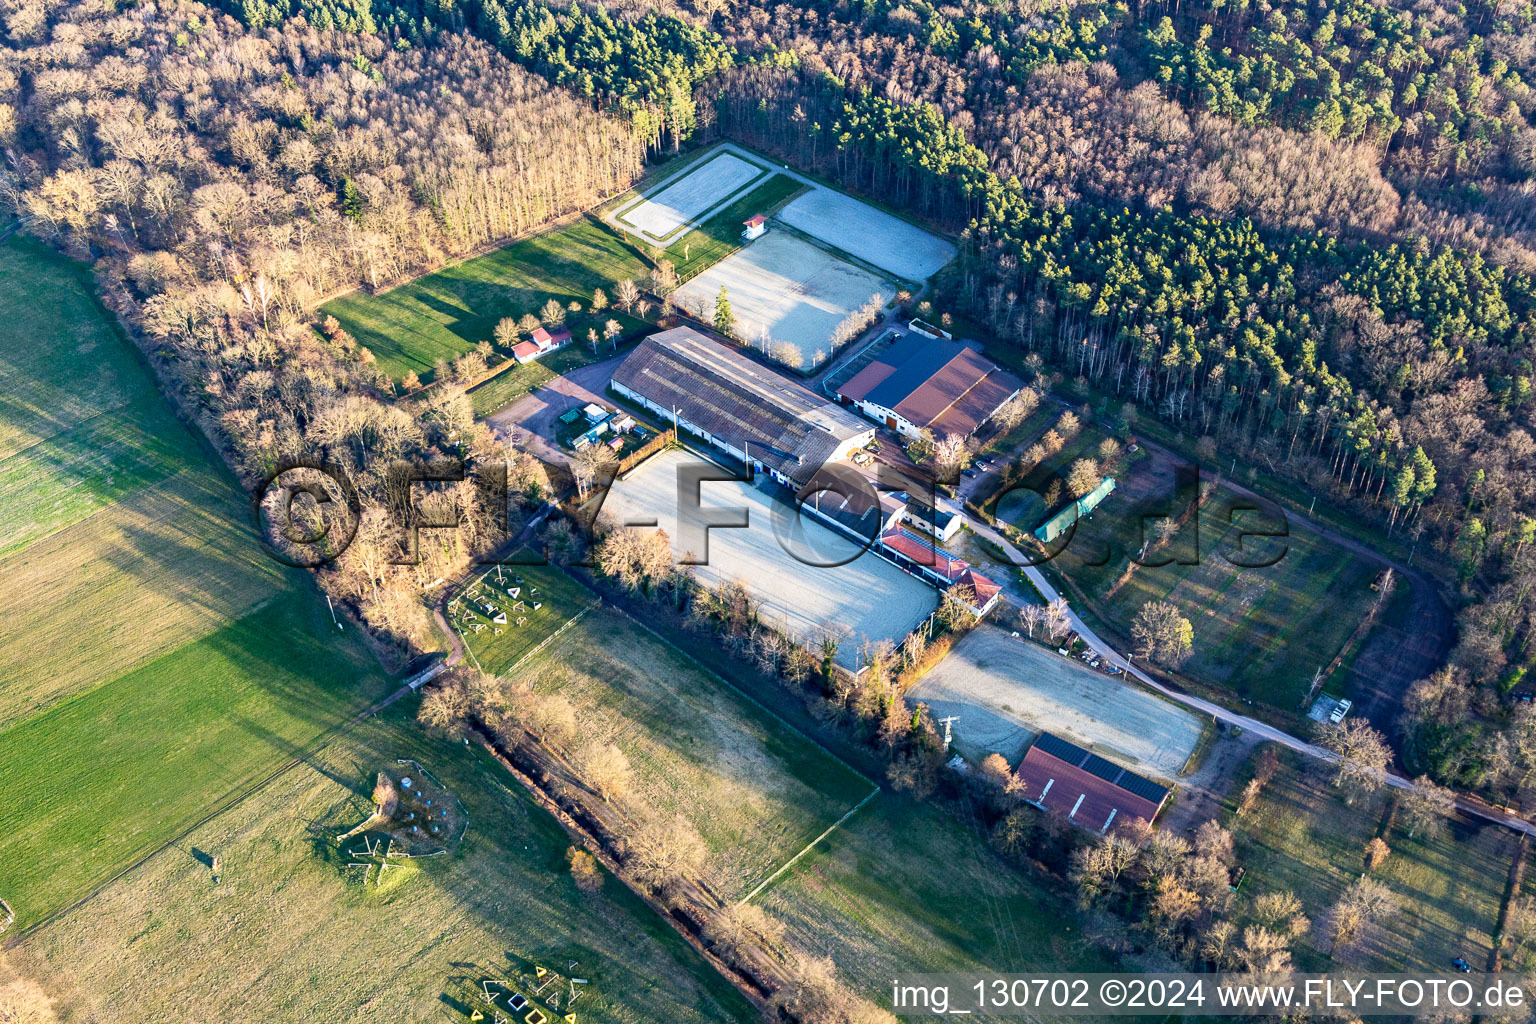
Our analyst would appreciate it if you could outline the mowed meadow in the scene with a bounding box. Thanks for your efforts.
[321,216,649,384]
[513,604,877,900]
[0,237,393,929]
[12,704,758,1024]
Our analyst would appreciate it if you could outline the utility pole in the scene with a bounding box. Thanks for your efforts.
[326,594,342,630]
[938,715,959,750]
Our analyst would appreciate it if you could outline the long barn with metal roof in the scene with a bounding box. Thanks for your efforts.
[611,326,873,486]
[1014,732,1170,834]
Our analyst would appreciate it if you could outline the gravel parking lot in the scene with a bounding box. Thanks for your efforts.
[675,232,895,368]
[777,188,956,282]
[615,152,768,242]
[600,447,937,669]
[909,625,1204,778]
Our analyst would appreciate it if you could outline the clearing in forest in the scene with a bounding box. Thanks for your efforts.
[320,216,651,384]
[985,419,1388,709]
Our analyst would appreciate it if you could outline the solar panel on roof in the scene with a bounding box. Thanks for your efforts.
[1080,753,1125,784]
[1034,732,1090,767]
[1117,772,1170,803]
[1034,733,1170,804]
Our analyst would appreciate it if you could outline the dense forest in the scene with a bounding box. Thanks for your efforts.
[0,0,642,648]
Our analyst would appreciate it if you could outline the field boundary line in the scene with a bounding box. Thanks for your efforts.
[600,599,877,789]
[498,598,602,677]
[737,785,880,906]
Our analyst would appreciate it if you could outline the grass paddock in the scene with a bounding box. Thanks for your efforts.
[12,704,757,1023]
[321,217,650,384]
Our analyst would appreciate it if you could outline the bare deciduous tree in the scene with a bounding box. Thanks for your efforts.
[577,740,632,804]
[1318,718,1392,795]
[1130,600,1194,668]
[615,278,640,313]
[1066,457,1101,498]
[1399,775,1457,839]
[991,387,1040,432]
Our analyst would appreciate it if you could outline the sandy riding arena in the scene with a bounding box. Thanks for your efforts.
[909,625,1204,777]
[599,448,936,669]
[674,233,894,369]
[777,188,956,282]
[615,152,769,243]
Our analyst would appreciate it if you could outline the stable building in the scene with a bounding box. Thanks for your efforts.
[794,469,908,543]
[1014,732,1169,834]
[878,528,1001,618]
[610,326,873,486]
[836,333,1023,439]
[902,500,962,542]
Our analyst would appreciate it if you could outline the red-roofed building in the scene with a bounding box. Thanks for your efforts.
[880,527,968,583]
[1015,733,1170,834]
[512,325,572,364]
[837,333,1022,438]
[742,214,768,241]
[956,568,1002,617]
[876,528,1002,618]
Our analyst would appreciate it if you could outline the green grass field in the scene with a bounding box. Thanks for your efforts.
[512,603,876,899]
[760,791,1119,985]
[451,561,594,675]
[467,343,604,418]
[1062,474,1378,706]
[321,217,650,384]
[0,236,393,930]
[989,421,1386,709]
[11,703,758,1024]
[1230,748,1519,971]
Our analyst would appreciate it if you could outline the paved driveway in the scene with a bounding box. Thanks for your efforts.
[484,354,629,467]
